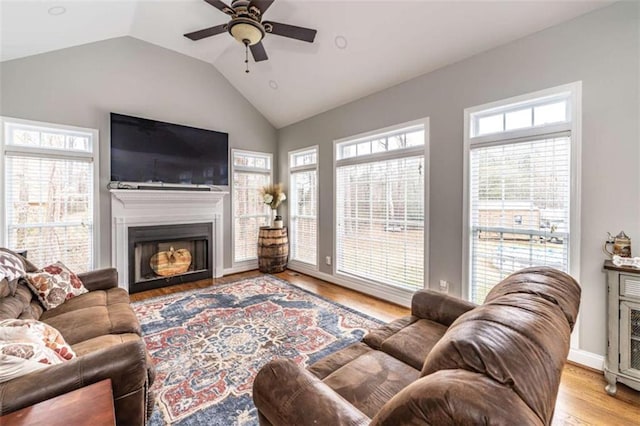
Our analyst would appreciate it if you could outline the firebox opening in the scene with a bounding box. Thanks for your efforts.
[128,223,213,293]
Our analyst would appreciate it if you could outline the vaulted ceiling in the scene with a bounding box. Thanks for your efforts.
[0,0,612,128]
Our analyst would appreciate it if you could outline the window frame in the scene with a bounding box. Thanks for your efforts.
[462,82,582,346]
[288,145,319,271]
[230,149,273,268]
[333,118,430,304]
[0,116,100,270]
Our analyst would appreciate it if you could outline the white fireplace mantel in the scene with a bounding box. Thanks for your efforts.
[110,189,228,291]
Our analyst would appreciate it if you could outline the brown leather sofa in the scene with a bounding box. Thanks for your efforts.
[253,267,581,425]
[0,249,155,425]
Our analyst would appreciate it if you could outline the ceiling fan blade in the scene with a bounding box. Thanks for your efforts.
[184,24,228,41]
[204,0,235,16]
[264,21,317,43]
[249,0,275,14]
[250,41,269,62]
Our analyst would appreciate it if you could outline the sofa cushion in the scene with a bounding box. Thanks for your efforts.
[0,283,39,321]
[363,316,418,350]
[485,266,581,329]
[370,370,543,426]
[422,292,573,425]
[322,350,419,418]
[25,262,88,310]
[379,319,447,371]
[40,288,141,345]
[308,342,373,380]
[71,333,141,357]
[41,287,130,316]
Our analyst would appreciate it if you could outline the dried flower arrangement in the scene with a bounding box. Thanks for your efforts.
[260,183,287,210]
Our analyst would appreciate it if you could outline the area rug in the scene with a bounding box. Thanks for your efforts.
[133,274,383,425]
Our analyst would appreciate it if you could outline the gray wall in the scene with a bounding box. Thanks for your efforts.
[277,2,639,356]
[0,36,277,270]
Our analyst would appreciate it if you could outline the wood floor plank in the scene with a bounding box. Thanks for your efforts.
[131,269,640,425]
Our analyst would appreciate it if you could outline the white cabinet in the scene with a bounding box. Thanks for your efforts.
[604,261,640,395]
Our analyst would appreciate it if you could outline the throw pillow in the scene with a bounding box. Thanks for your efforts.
[25,262,88,310]
[0,319,76,383]
[0,250,26,298]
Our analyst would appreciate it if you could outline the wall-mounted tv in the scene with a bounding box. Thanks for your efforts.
[110,113,229,186]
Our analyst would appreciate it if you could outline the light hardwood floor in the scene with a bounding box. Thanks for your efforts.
[130,270,640,425]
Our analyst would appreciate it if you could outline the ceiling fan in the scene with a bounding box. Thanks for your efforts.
[184,0,317,72]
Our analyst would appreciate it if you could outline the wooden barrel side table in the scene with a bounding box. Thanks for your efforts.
[258,226,289,273]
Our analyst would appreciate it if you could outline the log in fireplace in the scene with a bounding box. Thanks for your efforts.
[127,223,212,293]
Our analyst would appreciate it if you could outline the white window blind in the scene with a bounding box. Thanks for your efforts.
[335,125,425,291]
[3,120,96,272]
[470,137,571,303]
[232,150,271,263]
[465,84,579,305]
[289,148,317,266]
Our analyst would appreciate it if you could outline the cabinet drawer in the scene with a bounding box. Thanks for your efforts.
[621,274,640,299]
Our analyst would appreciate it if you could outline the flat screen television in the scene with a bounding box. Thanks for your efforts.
[110,113,229,186]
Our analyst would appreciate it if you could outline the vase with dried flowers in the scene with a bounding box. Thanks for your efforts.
[260,183,286,228]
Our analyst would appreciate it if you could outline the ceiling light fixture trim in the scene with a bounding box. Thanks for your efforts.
[47,6,67,16]
[335,35,348,50]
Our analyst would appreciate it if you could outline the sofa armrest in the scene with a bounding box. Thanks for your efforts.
[0,339,147,415]
[411,290,477,326]
[77,268,118,291]
[253,358,370,426]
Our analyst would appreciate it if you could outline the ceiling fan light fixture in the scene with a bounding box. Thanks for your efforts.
[228,18,264,45]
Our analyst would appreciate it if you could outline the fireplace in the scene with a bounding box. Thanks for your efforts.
[110,189,227,292]
[128,223,212,293]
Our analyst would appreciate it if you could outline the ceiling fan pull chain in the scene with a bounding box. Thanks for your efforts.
[244,41,250,73]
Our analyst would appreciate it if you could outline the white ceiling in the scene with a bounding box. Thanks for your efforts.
[0,0,612,128]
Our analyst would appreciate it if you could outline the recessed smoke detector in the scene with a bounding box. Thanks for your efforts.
[268,80,279,90]
[334,35,348,50]
[48,6,67,16]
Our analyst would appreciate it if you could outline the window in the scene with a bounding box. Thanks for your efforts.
[232,150,272,264]
[289,147,318,267]
[335,122,427,292]
[464,83,581,304]
[1,117,98,272]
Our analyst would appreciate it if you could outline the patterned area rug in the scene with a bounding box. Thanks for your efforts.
[133,275,383,425]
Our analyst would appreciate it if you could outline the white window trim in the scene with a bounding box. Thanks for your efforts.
[288,145,319,272]
[462,82,582,349]
[0,116,100,269]
[332,117,430,305]
[230,148,273,270]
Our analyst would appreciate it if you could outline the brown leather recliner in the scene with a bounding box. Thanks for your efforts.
[0,249,155,425]
[253,267,581,425]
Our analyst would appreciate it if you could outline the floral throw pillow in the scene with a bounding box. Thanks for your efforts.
[25,262,88,310]
[0,319,76,382]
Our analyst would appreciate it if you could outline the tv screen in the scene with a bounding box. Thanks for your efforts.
[110,113,229,186]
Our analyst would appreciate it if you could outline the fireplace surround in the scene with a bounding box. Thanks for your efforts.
[110,189,227,292]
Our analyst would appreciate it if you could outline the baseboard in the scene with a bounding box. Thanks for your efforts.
[286,261,319,277]
[568,348,604,371]
[286,266,413,308]
[224,262,257,276]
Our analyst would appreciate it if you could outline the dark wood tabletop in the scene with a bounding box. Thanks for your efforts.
[0,379,115,426]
